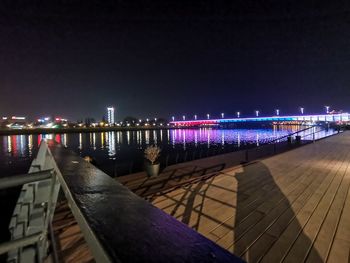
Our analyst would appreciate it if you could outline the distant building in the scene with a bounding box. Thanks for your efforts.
[107,107,115,125]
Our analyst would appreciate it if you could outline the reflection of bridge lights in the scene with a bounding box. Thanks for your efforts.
[28,135,33,156]
[101,133,105,148]
[207,131,210,148]
[153,130,157,145]
[182,130,186,149]
[79,133,82,150]
[194,130,198,146]
[93,133,96,150]
[145,130,150,144]
[127,131,130,145]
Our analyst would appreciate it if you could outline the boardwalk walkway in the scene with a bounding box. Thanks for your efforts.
[151,132,350,262]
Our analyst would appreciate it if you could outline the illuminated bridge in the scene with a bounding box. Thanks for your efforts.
[170,113,350,127]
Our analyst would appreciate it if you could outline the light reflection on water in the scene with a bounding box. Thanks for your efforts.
[0,126,337,177]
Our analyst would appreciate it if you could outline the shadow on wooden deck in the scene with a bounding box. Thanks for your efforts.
[155,161,323,262]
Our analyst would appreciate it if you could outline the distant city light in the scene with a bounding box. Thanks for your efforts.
[221,113,224,118]
[300,107,304,114]
[276,109,280,116]
[325,106,330,114]
[207,114,210,119]
[255,110,259,117]
[237,112,240,118]
[194,114,197,120]
[11,116,26,120]
[139,119,142,123]
[2,117,8,120]
[146,118,149,122]
[182,115,186,121]
[172,116,175,121]
[107,107,115,124]
[154,118,157,122]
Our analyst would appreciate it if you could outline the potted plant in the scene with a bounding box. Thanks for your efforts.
[144,145,161,177]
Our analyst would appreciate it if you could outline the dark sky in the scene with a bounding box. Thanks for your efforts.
[1,1,350,121]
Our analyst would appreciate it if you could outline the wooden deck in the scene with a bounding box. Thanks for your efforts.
[151,132,350,262]
[51,200,94,263]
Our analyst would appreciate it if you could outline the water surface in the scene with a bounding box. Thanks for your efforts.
[0,126,335,177]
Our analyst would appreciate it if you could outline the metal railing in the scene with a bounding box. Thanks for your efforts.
[0,142,61,263]
[243,125,341,163]
[1,141,243,263]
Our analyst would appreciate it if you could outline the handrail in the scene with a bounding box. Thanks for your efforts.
[0,169,54,189]
[1,141,61,263]
[265,126,315,145]
[0,233,42,255]
[48,142,243,263]
[299,126,342,141]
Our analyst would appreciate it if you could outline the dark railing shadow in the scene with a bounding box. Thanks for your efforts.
[135,163,226,198]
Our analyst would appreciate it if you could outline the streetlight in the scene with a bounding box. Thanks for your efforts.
[146,118,149,122]
[276,109,280,116]
[154,118,157,122]
[325,106,330,114]
[139,119,142,123]
[221,113,224,118]
[182,115,186,121]
[255,110,259,117]
[171,116,175,121]
[194,114,197,120]
[207,114,210,119]
[300,107,304,115]
[237,112,240,118]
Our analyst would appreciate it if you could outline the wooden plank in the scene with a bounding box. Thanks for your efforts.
[282,149,349,263]
[260,146,349,263]
[306,171,350,262]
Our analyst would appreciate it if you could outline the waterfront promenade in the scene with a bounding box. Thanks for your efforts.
[147,131,350,262]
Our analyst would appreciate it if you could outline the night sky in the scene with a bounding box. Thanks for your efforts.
[0,1,350,121]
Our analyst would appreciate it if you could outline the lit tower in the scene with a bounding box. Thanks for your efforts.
[107,107,115,125]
